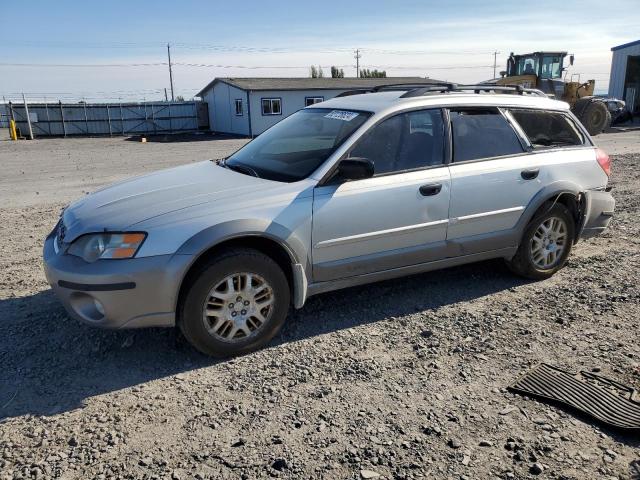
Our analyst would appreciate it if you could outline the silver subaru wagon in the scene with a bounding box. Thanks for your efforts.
[43,84,615,357]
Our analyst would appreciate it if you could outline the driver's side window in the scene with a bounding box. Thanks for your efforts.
[349,109,445,176]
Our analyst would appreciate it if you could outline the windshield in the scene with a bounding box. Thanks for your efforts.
[540,55,562,79]
[516,56,539,76]
[225,108,371,182]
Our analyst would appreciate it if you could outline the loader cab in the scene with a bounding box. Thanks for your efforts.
[506,52,568,80]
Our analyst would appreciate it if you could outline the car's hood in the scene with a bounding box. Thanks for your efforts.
[62,161,282,242]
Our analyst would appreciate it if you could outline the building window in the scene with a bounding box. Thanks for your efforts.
[235,99,243,116]
[305,96,324,107]
[261,98,282,116]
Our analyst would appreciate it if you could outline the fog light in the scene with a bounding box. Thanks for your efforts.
[94,299,105,316]
[69,292,105,322]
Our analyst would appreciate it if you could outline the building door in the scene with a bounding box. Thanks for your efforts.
[624,56,640,113]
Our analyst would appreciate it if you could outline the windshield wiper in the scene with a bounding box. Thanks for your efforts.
[217,158,260,178]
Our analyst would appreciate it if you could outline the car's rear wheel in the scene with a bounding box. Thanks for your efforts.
[506,203,575,280]
[179,248,290,357]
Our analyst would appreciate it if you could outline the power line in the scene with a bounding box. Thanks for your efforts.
[0,40,166,49]
[0,40,502,56]
[359,47,495,55]
[174,62,493,70]
[0,62,168,67]
[0,61,494,70]
[167,43,175,101]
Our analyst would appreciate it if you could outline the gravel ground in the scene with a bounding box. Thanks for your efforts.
[0,136,639,480]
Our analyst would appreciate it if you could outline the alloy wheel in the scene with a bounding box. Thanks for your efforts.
[202,272,274,342]
[530,216,568,269]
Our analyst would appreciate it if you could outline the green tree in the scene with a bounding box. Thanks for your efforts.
[331,66,345,78]
[310,65,325,78]
[360,69,386,78]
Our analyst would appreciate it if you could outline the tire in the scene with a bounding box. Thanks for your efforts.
[179,248,290,357]
[574,99,611,136]
[506,203,575,280]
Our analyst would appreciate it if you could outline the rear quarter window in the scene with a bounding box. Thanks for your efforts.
[450,108,524,162]
[508,109,585,149]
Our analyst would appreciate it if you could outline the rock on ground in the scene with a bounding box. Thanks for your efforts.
[0,138,639,479]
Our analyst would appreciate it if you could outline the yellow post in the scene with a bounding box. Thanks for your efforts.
[9,120,17,140]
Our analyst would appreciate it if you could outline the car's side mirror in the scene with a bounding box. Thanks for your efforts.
[336,157,374,181]
[569,54,575,66]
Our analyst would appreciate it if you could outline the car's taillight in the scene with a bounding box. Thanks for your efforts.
[595,148,611,177]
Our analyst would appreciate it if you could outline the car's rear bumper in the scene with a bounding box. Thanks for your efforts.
[43,232,192,329]
[579,189,615,239]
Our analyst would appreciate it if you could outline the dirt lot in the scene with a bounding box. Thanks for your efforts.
[0,134,639,480]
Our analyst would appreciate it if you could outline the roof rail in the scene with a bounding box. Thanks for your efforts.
[372,82,455,92]
[334,83,548,99]
[334,83,451,97]
[399,83,547,98]
[334,88,374,97]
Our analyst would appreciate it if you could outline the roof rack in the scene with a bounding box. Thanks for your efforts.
[372,82,456,92]
[334,82,453,98]
[334,83,548,99]
[398,83,548,98]
[335,88,374,97]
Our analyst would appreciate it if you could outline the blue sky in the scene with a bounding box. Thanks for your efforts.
[1,0,638,101]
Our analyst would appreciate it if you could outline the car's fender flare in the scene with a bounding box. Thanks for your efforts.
[514,180,583,240]
[173,219,310,309]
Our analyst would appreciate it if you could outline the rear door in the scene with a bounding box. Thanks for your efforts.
[505,108,600,187]
[311,108,451,282]
[446,107,539,253]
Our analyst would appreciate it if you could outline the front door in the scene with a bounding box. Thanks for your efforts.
[311,108,451,282]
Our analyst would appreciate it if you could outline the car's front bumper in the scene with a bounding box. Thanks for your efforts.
[43,232,192,329]
[579,189,615,239]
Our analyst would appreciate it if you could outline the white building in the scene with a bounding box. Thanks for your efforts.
[196,77,442,136]
[608,39,640,113]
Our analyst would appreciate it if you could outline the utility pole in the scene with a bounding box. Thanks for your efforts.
[167,43,175,101]
[493,51,500,79]
[22,93,34,140]
[354,49,361,78]
[164,88,168,102]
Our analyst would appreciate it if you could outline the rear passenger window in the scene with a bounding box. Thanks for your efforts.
[350,109,445,175]
[509,110,584,148]
[450,108,524,162]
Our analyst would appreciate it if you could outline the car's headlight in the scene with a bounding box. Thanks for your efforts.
[67,233,146,262]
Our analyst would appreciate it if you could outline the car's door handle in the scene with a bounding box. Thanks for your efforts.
[521,168,540,180]
[419,183,442,196]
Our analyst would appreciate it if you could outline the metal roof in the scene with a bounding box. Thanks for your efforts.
[196,77,444,97]
[512,51,567,56]
[611,39,640,51]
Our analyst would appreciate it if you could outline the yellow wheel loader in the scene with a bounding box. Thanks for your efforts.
[490,52,612,135]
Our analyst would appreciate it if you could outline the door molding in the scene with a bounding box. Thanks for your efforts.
[314,219,449,249]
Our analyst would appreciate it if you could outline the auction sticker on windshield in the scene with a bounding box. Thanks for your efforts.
[324,110,359,121]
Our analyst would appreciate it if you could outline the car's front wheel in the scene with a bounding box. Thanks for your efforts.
[179,248,290,357]
[506,203,575,280]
